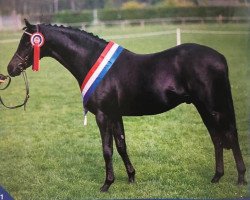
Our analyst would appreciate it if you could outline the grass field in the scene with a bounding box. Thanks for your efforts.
[0,23,249,199]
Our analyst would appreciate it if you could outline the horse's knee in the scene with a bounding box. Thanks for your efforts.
[103,146,113,160]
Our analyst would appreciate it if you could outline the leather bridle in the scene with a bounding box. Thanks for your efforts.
[0,40,32,110]
[1,25,44,110]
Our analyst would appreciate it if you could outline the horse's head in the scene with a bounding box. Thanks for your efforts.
[8,19,38,77]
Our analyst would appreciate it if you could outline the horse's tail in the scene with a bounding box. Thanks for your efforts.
[210,55,238,149]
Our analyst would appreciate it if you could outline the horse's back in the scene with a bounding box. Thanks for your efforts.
[121,43,228,82]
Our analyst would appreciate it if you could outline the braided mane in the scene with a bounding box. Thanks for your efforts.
[41,23,107,43]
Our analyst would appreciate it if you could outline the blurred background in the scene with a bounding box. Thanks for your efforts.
[0,0,250,30]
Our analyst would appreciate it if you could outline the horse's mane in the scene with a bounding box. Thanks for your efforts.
[41,23,107,43]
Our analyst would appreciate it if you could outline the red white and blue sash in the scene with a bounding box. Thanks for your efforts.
[80,41,124,124]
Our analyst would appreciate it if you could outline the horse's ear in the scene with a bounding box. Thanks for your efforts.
[24,19,33,29]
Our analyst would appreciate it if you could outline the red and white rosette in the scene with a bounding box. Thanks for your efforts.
[30,32,44,71]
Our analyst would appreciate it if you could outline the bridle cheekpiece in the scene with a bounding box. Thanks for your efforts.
[16,25,45,72]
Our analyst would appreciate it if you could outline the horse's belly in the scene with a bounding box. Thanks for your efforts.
[119,94,183,116]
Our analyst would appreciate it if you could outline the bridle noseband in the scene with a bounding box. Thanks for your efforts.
[15,52,29,70]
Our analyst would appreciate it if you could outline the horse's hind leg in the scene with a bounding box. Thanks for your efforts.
[211,134,224,183]
[192,57,247,184]
[194,104,225,183]
[212,129,247,185]
[112,116,135,183]
[231,134,247,185]
[194,102,246,185]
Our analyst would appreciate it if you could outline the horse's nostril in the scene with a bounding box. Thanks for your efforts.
[7,66,14,76]
[7,67,13,76]
[7,65,19,77]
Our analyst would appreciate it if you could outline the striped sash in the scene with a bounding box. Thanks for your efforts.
[80,41,124,125]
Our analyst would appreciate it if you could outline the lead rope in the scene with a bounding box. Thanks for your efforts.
[0,71,30,110]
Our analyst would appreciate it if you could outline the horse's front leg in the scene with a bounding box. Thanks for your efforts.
[96,111,115,192]
[113,116,135,183]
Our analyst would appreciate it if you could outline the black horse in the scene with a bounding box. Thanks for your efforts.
[7,20,246,192]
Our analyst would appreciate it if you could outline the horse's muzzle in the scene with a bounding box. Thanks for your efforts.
[7,64,23,77]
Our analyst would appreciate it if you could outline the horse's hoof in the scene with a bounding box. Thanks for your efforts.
[100,184,110,192]
[211,172,224,183]
[211,177,219,183]
[128,170,135,183]
[128,175,135,183]
[129,178,135,183]
[238,179,247,185]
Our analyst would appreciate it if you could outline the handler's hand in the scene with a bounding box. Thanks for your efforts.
[0,74,7,84]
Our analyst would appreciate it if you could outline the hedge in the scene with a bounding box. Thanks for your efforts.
[53,10,93,23]
[53,6,250,23]
[98,6,250,21]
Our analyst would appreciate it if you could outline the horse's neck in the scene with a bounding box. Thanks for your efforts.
[42,27,107,86]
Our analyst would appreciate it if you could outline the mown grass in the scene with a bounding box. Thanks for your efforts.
[0,23,249,199]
